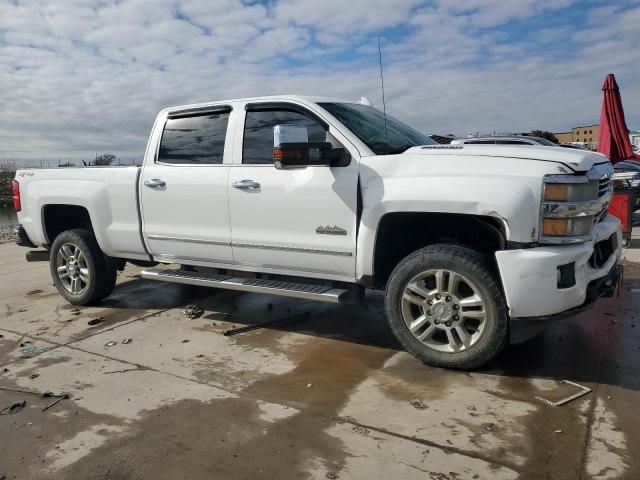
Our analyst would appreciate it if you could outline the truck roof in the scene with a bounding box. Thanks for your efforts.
[160,95,357,115]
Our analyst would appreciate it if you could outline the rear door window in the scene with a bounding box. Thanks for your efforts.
[158,112,230,165]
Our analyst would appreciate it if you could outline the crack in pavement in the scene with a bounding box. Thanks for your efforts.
[1,322,531,475]
[577,319,611,480]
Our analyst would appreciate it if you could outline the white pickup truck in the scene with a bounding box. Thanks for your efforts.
[12,95,622,369]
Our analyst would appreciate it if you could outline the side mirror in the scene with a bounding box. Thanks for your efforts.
[273,124,346,169]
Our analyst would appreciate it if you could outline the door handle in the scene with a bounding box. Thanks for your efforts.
[232,179,260,190]
[144,178,166,189]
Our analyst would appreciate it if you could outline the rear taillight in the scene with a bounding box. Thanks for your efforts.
[11,179,21,212]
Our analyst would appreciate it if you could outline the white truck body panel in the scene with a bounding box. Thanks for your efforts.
[15,167,148,260]
[138,105,236,265]
[496,215,621,317]
[14,95,621,320]
[225,100,359,277]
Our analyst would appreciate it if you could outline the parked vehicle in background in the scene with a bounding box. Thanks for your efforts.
[12,95,622,369]
[450,135,559,146]
[613,160,640,211]
[559,144,591,151]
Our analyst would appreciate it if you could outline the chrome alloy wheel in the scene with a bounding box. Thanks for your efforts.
[56,243,90,294]
[401,269,487,353]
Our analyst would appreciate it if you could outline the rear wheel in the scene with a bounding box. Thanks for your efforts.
[50,229,117,305]
[385,244,508,369]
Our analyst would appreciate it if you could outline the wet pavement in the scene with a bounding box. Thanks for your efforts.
[0,241,638,479]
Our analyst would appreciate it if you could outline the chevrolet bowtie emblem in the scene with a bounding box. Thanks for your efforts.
[316,225,347,236]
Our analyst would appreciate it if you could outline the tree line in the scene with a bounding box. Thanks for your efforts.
[0,154,117,201]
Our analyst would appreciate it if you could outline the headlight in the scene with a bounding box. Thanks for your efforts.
[542,217,593,237]
[543,182,598,202]
[540,166,613,244]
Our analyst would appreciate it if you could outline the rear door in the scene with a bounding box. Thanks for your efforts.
[140,106,234,265]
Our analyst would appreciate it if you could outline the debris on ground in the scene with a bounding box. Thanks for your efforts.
[467,405,476,411]
[351,425,370,435]
[555,429,563,433]
[223,312,310,336]
[122,338,133,344]
[306,383,313,388]
[483,423,494,432]
[411,398,426,410]
[1,400,26,415]
[182,339,190,343]
[88,317,104,326]
[26,289,43,295]
[42,394,69,412]
[104,341,117,347]
[183,304,204,319]
[535,380,592,407]
[326,473,339,479]
[29,374,39,379]
[21,346,46,355]
[0,386,69,413]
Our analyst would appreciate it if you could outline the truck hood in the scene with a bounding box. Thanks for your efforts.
[403,144,609,172]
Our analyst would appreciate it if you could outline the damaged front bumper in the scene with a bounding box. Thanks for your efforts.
[509,262,623,343]
[495,215,622,343]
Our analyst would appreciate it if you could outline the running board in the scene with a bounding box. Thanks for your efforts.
[141,268,350,304]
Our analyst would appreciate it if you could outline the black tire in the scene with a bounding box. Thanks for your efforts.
[385,244,508,370]
[50,229,117,305]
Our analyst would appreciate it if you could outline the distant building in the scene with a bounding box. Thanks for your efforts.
[554,124,599,150]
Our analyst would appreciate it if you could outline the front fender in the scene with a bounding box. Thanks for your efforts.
[355,155,556,278]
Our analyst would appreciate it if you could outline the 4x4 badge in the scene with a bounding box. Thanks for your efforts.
[316,225,347,236]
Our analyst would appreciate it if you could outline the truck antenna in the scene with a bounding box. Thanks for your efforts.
[377,38,388,142]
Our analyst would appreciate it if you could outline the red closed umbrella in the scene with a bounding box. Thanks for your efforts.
[597,73,638,163]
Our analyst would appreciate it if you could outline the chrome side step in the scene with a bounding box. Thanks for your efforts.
[141,268,350,304]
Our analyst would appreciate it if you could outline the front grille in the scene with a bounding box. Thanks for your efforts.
[589,163,614,224]
[598,177,613,198]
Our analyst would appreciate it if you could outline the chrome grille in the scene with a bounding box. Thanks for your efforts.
[588,163,614,223]
[598,177,613,198]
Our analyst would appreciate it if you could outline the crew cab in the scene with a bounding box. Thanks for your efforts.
[12,95,622,369]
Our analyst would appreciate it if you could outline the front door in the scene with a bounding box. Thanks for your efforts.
[140,107,234,265]
[227,103,359,278]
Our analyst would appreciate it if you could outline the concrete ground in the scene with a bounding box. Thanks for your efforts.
[1,240,639,480]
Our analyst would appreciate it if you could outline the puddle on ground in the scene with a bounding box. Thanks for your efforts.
[59,397,349,480]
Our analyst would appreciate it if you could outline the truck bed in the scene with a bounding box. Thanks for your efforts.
[15,166,148,260]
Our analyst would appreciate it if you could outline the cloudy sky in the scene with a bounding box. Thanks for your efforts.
[1,0,639,163]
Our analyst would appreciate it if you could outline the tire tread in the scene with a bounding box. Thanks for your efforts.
[50,229,117,305]
[385,243,508,370]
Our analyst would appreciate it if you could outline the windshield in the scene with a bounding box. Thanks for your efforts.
[318,102,435,155]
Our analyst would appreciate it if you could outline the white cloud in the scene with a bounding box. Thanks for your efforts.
[0,0,638,162]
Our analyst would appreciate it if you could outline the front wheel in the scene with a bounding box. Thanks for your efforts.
[50,229,117,305]
[385,244,508,370]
